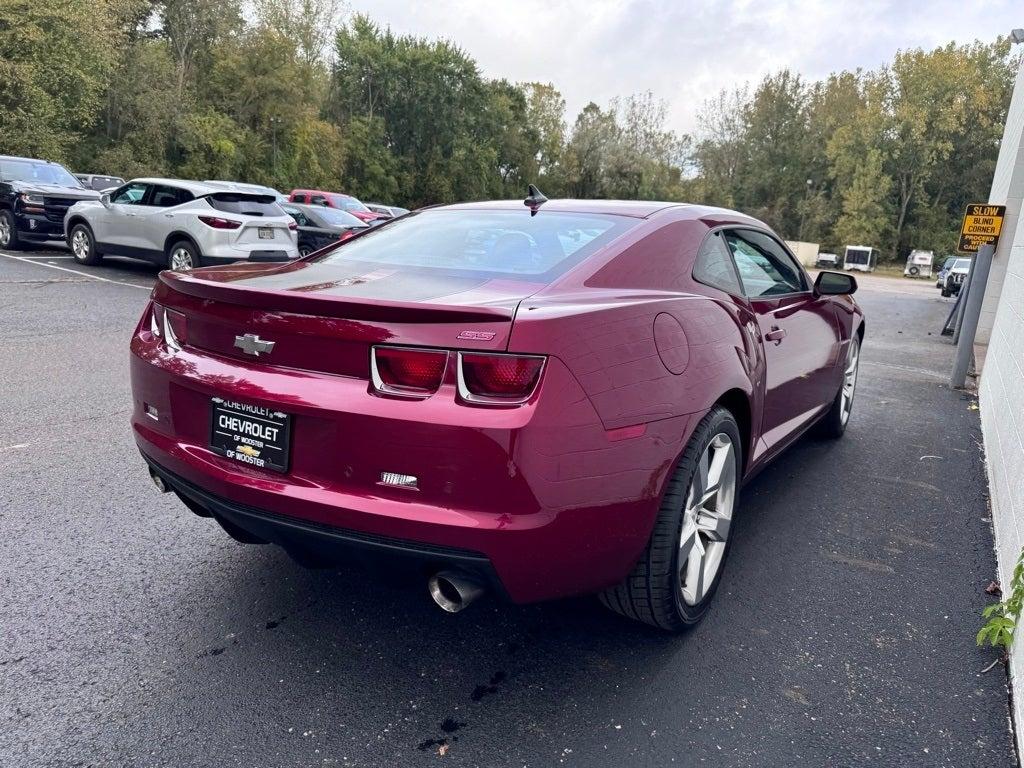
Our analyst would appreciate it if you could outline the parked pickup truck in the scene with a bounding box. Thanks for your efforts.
[0,155,100,250]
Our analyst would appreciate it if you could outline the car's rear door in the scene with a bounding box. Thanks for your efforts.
[139,184,196,261]
[723,228,841,454]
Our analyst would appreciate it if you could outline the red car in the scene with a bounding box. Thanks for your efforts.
[287,188,385,223]
[131,195,863,630]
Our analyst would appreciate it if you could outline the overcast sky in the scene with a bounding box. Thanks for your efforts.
[348,0,1023,136]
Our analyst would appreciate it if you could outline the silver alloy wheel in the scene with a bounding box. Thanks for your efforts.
[840,338,860,425]
[0,215,10,247]
[678,432,737,606]
[170,247,195,271]
[71,229,90,260]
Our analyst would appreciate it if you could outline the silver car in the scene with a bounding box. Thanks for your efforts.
[64,178,299,271]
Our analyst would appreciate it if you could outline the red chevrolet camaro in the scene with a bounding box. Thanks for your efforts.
[131,194,864,630]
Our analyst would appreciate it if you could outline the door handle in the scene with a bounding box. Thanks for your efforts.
[163,213,173,218]
[764,326,787,344]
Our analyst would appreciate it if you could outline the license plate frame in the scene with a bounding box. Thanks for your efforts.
[258,227,274,240]
[209,398,291,473]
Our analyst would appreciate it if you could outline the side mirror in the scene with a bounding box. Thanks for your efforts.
[100,192,111,207]
[814,271,857,296]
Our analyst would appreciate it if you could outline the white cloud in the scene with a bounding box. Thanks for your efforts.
[347,0,1023,135]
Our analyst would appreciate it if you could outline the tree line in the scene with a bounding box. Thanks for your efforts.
[0,0,1018,261]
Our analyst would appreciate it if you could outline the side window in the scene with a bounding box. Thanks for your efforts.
[285,209,310,226]
[150,185,194,208]
[110,182,149,205]
[725,229,806,297]
[310,194,328,206]
[692,231,742,295]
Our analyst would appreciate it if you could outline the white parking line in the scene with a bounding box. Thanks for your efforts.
[19,254,73,260]
[0,251,151,290]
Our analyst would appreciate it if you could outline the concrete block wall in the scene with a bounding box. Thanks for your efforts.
[980,164,1024,754]
[979,47,1024,754]
[979,56,1024,344]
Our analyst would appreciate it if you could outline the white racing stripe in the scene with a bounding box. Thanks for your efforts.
[0,251,152,290]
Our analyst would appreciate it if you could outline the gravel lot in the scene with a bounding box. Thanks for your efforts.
[0,247,1015,767]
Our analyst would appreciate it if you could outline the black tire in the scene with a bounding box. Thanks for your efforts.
[941,286,951,298]
[908,265,920,276]
[167,239,201,271]
[68,222,103,265]
[600,406,742,631]
[299,244,314,257]
[816,335,860,439]
[0,209,21,250]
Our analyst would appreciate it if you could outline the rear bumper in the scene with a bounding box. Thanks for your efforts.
[130,329,691,603]
[143,454,507,595]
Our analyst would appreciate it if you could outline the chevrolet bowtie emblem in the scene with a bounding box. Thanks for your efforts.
[234,333,275,357]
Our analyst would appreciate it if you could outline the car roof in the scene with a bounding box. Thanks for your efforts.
[292,189,355,199]
[434,198,766,226]
[0,155,70,165]
[130,178,224,195]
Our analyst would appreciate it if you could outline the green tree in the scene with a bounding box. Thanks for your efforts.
[834,148,892,248]
[0,0,123,160]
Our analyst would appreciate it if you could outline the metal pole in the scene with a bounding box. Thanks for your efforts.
[952,255,977,343]
[951,243,995,388]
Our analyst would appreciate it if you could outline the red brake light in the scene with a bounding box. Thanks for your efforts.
[165,308,187,346]
[458,353,545,404]
[198,215,241,230]
[288,221,298,230]
[150,302,187,350]
[372,346,448,396]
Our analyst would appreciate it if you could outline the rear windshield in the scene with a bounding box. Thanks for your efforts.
[0,159,82,187]
[331,195,369,212]
[205,193,284,217]
[312,209,636,280]
[88,176,122,190]
[318,208,366,228]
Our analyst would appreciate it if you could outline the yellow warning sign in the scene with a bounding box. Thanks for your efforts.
[958,204,1005,253]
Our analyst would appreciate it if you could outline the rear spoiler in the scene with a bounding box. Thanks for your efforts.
[200,192,277,204]
[156,270,516,324]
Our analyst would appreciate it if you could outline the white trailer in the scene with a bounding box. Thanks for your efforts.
[844,245,878,272]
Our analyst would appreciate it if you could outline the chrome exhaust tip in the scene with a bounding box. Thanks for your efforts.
[149,468,168,493]
[428,571,484,613]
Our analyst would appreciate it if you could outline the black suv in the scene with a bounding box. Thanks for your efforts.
[0,155,100,250]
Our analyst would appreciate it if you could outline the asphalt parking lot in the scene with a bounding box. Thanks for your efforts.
[1,247,1016,767]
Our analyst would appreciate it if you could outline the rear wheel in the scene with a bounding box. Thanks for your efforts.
[69,223,102,265]
[168,240,199,272]
[0,209,21,250]
[600,406,741,631]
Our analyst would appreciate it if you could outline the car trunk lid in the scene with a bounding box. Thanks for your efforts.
[153,260,543,379]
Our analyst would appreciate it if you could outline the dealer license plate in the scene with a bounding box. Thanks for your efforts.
[258,227,274,239]
[209,398,291,472]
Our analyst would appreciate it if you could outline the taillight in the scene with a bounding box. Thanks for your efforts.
[198,215,241,230]
[371,346,448,397]
[458,353,545,404]
[150,303,187,351]
[288,221,298,230]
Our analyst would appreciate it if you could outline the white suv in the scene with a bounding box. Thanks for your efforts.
[64,178,299,271]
